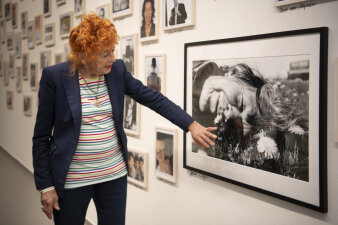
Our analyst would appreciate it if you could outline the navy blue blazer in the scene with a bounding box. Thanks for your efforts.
[32,59,194,197]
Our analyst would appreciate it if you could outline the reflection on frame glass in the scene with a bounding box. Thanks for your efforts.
[127,147,148,189]
[123,95,140,137]
[44,23,55,47]
[140,0,159,42]
[60,12,73,39]
[163,0,195,31]
[144,54,166,95]
[112,0,132,19]
[6,91,14,109]
[24,95,33,116]
[155,127,177,183]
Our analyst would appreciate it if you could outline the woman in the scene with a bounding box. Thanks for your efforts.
[33,13,216,225]
[140,0,155,38]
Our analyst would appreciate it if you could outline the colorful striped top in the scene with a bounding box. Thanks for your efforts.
[64,76,127,189]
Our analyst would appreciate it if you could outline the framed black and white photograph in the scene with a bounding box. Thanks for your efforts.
[140,0,158,42]
[127,147,148,189]
[3,62,9,85]
[163,0,195,31]
[60,12,73,39]
[184,28,328,212]
[35,15,43,45]
[144,54,166,95]
[40,50,51,70]
[120,34,137,77]
[96,4,110,19]
[123,95,140,137]
[55,52,64,64]
[27,20,35,49]
[275,0,308,7]
[56,0,66,6]
[22,53,29,80]
[74,0,85,17]
[4,2,11,21]
[11,2,17,28]
[112,0,132,19]
[30,63,38,91]
[6,31,14,50]
[44,23,55,47]
[43,0,51,17]
[16,66,22,92]
[6,91,13,109]
[23,95,33,116]
[1,20,5,44]
[21,11,28,39]
[155,127,177,183]
[9,53,15,79]
[15,32,21,58]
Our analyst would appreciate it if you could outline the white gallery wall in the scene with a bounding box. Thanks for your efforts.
[0,0,337,224]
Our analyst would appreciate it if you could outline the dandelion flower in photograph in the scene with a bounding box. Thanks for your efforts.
[257,135,278,159]
[288,125,305,135]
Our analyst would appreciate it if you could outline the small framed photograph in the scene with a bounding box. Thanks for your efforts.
[6,91,14,109]
[11,2,18,28]
[155,127,178,183]
[0,0,2,18]
[44,23,55,47]
[74,0,85,17]
[22,53,29,80]
[15,66,22,92]
[4,2,11,21]
[23,95,33,116]
[112,0,132,19]
[30,63,38,91]
[144,54,166,95]
[1,20,5,44]
[163,0,195,31]
[27,20,35,49]
[3,62,9,85]
[15,32,21,58]
[127,147,148,189]
[120,34,138,77]
[40,50,51,70]
[43,0,51,17]
[35,15,43,45]
[21,11,28,39]
[0,55,2,77]
[96,4,110,19]
[56,0,66,6]
[275,0,307,7]
[123,95,140,137]
[60,12,73,39]
[55,52,64,64]
[7,31,14,50]
[140,0,159,42]
[9,53,15,78]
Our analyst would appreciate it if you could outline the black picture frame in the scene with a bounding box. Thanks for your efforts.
[184,27,328,212]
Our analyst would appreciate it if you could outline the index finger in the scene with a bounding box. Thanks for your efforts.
[46,203,54,220]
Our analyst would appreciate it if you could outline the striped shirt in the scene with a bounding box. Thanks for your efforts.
[64,76,127,189]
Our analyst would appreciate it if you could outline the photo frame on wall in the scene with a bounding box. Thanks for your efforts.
[112,0,132,19]
[43,0,51,17]
[23,95,33,116]
[123,95,140,137]
[15,32,21,58]
[9,53,15,79]
[275,0,308,7]
[30,63,38,91]
[127,147,148,189]
[40,50,51,70]
[155,127,178,183]
[96,4,110,19]
[74,0,85,17]
[120,34,138,77]
[44,23,55,47]
[55,52,64,64]
[163,0,195,31]
[140,0,159,43]
[27,20,35,49]
[11,2,18,29]
[3,62,9,85]
[16,66,22,92]
[1,20,5,44]
[56,0,66,6]
[4,2,11,21]
[21,11,28,39]
[0,0,2,18]
[22,53,29,80]
[6,91,14,109]
[35,15,43,45]
[7,31,14,50]
[184,27,328,212]
[144,54,166,95]
[60,12,73,39]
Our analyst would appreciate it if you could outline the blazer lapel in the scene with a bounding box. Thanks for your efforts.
[62,71,81,140]
[105,71,120,124]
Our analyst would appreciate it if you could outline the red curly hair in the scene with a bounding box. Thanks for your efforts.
[67,13,119,74]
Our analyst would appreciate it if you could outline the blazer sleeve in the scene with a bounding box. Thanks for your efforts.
[122,61,194,132]
[32,68,55,191]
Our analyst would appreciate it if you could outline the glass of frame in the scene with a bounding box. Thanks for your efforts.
[40,50,51,70]
[21,11,28,39]
[60,12,73,39]
[44,0,51,17]
[22,53,29,80]
[9,53,15,79]
[184,27,328,212]
[11,2,18,29]
[16,66,22,92]
[139,0,159,43]
[44,23,55,47]
[30,63,38,91]
[6,91,13,109]
[15,32,21,58]
[112,0,132,19]
[74,0,85,17]
[144,54,166,95]
[23,95,33,116]
[27,20,35,49]
[163,0,195,31]
[127,147,148,189]
[35,15,43,45]
[123,95,140,137]
[155,127,178,183]
[120,34,138,77]
[96,4,110,19]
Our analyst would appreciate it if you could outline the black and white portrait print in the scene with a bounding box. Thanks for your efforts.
[120,35,136,76]
[123,95,137,131]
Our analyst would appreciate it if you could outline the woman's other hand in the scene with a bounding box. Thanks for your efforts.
[188,121,217,148]
[40,190,60,220]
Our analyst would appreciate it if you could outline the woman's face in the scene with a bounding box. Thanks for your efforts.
[144,1,153,25]
[128,156,134,167]
[156,140,165,163]
[84,49,116,75]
